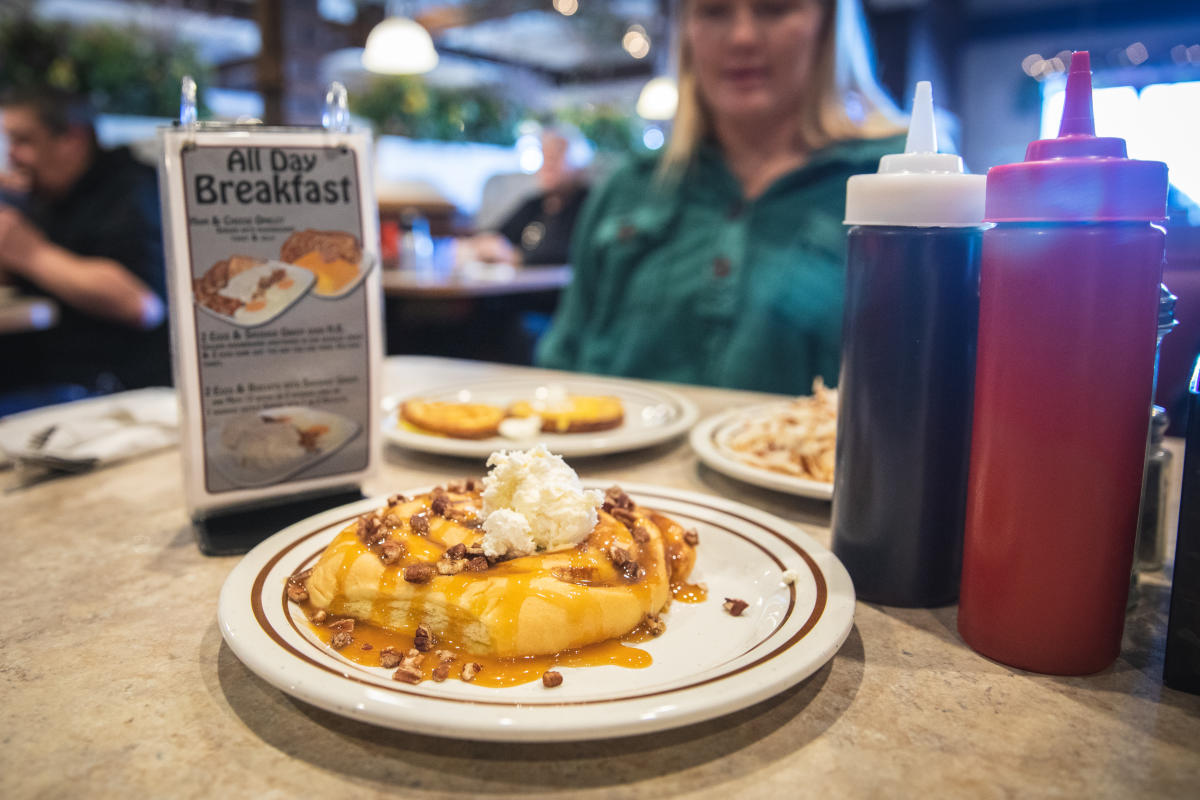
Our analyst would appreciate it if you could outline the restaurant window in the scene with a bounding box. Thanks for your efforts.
[1042,78,1200,212]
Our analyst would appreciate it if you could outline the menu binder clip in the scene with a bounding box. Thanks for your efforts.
[179,74,198,150]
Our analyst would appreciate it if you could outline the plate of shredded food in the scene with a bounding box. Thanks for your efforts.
[689,380,837,499]
[217,446,854,740]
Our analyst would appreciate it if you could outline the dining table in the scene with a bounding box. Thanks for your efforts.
[381,264,572,300]
[2,355,1197,798]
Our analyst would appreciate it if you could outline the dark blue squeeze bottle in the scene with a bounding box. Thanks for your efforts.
[831,82,986,607]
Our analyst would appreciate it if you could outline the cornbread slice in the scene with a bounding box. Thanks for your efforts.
[400,400,506,439]
[507,395,625,434]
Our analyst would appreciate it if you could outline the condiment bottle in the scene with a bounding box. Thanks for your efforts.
[831,81,986,607]
[957,52,1169,674]
[1164,356,1200,695]
[1134,405,1172,573]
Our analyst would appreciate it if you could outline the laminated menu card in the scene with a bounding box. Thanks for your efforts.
[158,125,382,529]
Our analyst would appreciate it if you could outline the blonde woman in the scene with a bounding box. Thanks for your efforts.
[537,0,905,393]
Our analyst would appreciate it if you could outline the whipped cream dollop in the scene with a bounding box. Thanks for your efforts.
[480,445,602,559]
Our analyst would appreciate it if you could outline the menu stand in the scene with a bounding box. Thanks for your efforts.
[161,78,383,555]
[193,487,364,556]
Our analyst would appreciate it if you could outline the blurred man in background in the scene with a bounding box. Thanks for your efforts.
[0,87,169,411]
[463,125,591,267]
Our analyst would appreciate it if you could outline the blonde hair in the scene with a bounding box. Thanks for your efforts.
[660,0,903,180]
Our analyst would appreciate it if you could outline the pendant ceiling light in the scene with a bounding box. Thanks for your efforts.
[362,15,439,75]
[636,76,678,120]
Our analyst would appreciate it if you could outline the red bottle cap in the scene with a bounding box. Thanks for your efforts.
[984,51,1168,223]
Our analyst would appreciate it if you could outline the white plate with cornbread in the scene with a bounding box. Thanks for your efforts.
[218,476,855,741]
[382,378,699,459]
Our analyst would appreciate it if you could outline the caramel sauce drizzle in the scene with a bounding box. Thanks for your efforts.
[298,487,703,688]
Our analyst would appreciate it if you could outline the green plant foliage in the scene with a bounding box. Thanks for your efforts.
[351,76,521,145]
[0,14,211,117]
[557,104,639,154]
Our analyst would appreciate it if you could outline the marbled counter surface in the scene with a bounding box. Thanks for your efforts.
[2,357,1197,799]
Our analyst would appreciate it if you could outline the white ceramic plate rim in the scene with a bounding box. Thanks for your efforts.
[217,482,855,741]
[690,404,834,500]
[207,406,361,488]
[382,378,700,458]
[194,261,316,329]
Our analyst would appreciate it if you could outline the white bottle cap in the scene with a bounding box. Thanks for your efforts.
[844,81,986,227]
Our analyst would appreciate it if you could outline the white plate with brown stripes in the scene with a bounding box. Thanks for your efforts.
[217,482,855,741]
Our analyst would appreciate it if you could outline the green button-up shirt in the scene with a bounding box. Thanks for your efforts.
[536,135,905,394]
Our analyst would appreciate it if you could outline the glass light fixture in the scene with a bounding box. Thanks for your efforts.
[362,15,439,75]
[636,76,678,120]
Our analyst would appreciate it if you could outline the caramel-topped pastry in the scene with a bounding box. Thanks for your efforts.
[304,483,696,659]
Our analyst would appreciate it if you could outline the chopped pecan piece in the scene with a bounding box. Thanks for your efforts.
[723,597,750,617]
[447,477,482,494]
[443,505,480,526]
[356,514,385,545]
[331,631,354,649]
[286,568,312,602]
[382,512,404,528]
[392,664,422,684]
[620,561,643,581]
[310,610,327,624]
[643,614,667,637]
[361,643,373,651]
[603,486,635,512]
[379,646,402,669]
[285,580,309,603]
[435,650,455,663]
[610,507,638,528]
[631,523,651,544]
[430,492,450,517]
[461,662,483,682]
[465,557,489,572]
[327,618,355,633]
[413,626,434,652]
[387,493,407,506]
[553,566,594,584]
[683,528,700,546]
[607,546,631,567]
[445,543,467,560]
[437,559,465,576]
[403,563,435,583]
[409,513,430,536]
[377,539,405,565]
[465,545,486,557]
[432,662,452,682]
[541,670,564,688]
[404,648,424,664]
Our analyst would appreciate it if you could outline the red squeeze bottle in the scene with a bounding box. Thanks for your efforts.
[957,51,1169,675]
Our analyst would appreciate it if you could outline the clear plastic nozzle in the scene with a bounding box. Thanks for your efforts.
[878,81,962,174]
[905,81,937,154]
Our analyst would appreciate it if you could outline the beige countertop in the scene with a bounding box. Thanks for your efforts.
[2,356,1197,798]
